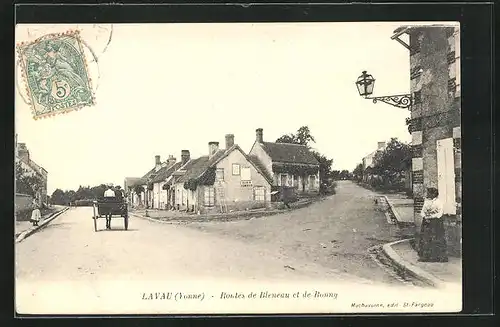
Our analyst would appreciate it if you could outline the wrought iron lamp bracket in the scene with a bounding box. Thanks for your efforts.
[365,94,413,110]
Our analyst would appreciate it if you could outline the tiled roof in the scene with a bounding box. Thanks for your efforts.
[138,167,157,185]
[150,162,183,183]
[261,142,319,165]
[176,145,274,185]
[248,155,273,182]
[27,159,48,175]
[176,150,226,183]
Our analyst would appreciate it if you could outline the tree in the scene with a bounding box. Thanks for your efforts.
[276,126,335,194]
[276,126,316,147]
[352,163,364,181]
[76,185,94,200]
[91,184,107,199]
[311,150,335,189]
[372,138,411,188]
[51,189,67,205]
[275,134,296,144]
[339,170,350,180]
[67,190,77,205]
[50,183,119,206]
[15,164,43,198]
[331,170,341,180]
[295,126,316,145]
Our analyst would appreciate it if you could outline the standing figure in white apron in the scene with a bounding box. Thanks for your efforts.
[30,200,41,226]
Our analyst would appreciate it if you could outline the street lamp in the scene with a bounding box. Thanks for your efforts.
[355,71,413,110]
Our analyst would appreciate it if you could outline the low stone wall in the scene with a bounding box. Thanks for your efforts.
[15,193,34,221]
[202,201,268,214]
[136,197,318,222]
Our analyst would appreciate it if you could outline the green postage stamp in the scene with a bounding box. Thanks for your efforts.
[17,30,95,119]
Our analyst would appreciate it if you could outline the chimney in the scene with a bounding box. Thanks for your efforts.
[256,128,263,143]
[181,150,190,165]
[154,155,161,171]
[377,142,386,150]
[225,134,234,149]
[167,155,176,166]
[18,143,30,162]
[209,142,219,157]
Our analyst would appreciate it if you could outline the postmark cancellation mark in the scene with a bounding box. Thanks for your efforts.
[17,30,95,120]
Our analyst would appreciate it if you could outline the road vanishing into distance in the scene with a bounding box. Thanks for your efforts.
[16,181,422,313]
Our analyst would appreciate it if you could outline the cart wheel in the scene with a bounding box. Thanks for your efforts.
[124,215,129,230]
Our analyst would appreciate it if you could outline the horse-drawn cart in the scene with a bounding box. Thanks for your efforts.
[92,197,129,231]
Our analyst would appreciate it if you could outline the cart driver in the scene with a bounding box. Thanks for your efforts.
[104,185,116,198]
[103,184,115,229]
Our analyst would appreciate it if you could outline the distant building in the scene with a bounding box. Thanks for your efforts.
[15,135,48,205]
[123,177,142,206]
[362,141,386,167]
[248,128,320,196]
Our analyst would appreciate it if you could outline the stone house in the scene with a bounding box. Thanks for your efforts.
[170,134,273,213]
[15,137,48,205]
[395,24,461,256]
[248,128,320,197]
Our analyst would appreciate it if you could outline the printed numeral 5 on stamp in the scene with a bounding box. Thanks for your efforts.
[17,30,95,120]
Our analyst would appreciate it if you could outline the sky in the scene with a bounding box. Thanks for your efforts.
[16,22,415,195]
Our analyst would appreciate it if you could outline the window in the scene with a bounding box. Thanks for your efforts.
[254,187,266,201]
[241,167,251,181]
[216,168,224,181]
[232,164,240,175]
[293,175,299,188]
[204,187,215,206]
